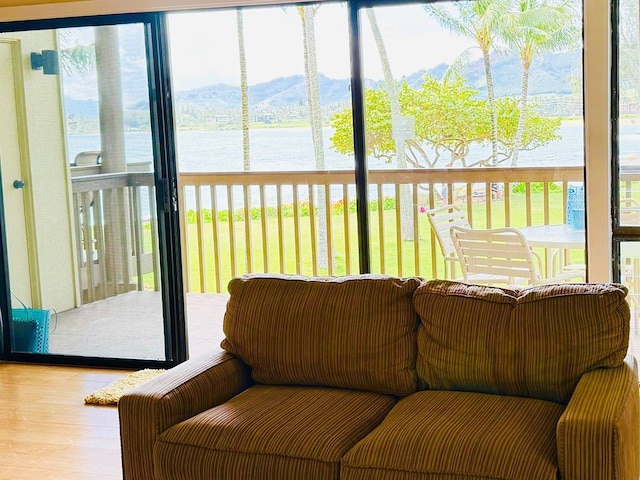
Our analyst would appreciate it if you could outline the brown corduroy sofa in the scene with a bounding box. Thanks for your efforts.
[119,275,640,480]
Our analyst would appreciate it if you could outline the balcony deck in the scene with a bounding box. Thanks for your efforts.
[48,291,228,360]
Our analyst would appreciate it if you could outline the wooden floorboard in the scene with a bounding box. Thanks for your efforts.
[0,363,129,480]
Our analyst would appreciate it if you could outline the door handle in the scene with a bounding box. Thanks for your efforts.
[13,180,25,189]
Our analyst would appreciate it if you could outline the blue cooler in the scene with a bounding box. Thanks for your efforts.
[566,185,585,230]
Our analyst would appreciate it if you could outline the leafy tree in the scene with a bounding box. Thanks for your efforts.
[59,43,95,77]
[403,77,490,167]
[425,0,511,166]
[500,0,579,165]
[330,76,560,168]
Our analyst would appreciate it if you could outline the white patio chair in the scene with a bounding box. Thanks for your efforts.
[425,204,470,280]
[450,226,585,286]
[73,150,101,166]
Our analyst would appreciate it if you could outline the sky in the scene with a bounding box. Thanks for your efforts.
[167,3,478,91]
[58,3,479,100]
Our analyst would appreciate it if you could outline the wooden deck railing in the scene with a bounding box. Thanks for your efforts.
[69,166,587,299]
[179,166,586,293]
[71,172,159,304]
[68,164,640,305]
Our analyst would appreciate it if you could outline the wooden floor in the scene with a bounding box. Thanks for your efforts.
[0,293,230,480]
[0,363,126,480]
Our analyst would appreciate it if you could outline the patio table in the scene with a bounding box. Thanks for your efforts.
[517,224,585,278]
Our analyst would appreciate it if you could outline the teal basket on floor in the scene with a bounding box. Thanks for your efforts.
[11,308,51,353]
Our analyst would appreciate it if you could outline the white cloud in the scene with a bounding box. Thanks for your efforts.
[168,3,477,91]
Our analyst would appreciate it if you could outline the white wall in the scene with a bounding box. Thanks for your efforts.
[1,30,77,311]
[584,0,613,282]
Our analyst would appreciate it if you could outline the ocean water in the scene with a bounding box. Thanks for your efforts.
[67,123,596,171]
[67,122,640,211]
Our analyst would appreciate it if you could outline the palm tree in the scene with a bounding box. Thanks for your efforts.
[501,0,579,166]
[297,4,330,269]
[237,9,250,174]
[366,8,413,240]
[425,0,510,166]
[94,26,126,174]
[57,27,129,297]
[58,27,127,174]
[236,9,253,270]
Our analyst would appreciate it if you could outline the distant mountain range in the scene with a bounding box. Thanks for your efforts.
[169,50,580,109]
[64,49,581,127]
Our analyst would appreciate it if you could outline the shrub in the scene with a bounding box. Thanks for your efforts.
[185,196,395,224]
[511,182,563,194]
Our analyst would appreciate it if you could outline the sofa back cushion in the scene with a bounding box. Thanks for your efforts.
[414,280,630,404]
[221,274,421,396]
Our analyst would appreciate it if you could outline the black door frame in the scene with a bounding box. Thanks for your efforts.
[611,0,639,282]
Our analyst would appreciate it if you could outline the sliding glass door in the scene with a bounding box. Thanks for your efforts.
[0,16,185,366]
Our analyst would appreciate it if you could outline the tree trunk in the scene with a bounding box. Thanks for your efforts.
[367,9,413,241]
[95,26,126,174]
[237,9,252,271]
[237,10,250,173]
[300,5,330,270]
[482,48,499,166]
[511,58,530,166]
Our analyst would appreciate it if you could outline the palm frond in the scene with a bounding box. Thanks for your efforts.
[60,44,95,77]
[442,48,474,86]
[424,4,472,37]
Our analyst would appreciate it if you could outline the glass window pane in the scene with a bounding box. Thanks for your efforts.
[620,241,640,359]
[359,2,585,284]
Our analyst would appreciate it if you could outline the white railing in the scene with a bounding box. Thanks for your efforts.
[71,172,159,303]
[179,166,585,293]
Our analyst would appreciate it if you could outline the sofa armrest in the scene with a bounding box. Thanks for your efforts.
[118,351,253,480]
[557,354,639,480]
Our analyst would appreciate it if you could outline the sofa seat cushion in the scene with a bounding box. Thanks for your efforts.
[154,384,396,480]
[341,390,565,480]
[222,274,422,395]
[414,280,629,404]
